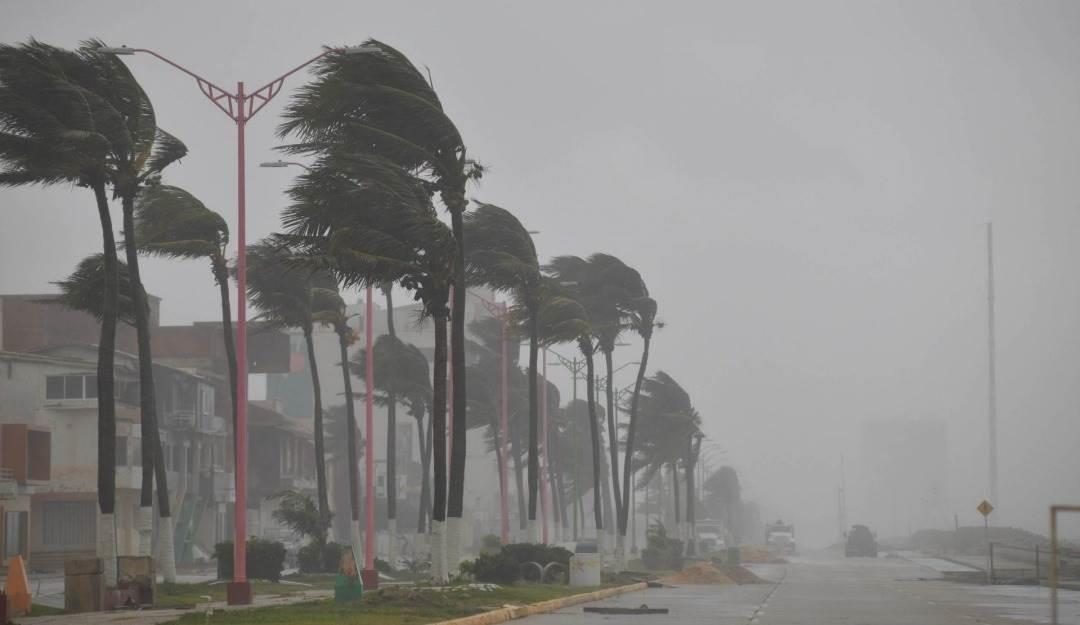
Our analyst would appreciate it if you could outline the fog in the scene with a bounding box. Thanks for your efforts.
[3,1,1080,547]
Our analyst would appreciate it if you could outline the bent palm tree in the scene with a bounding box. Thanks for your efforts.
[0,40,155,583]
[134,184,236,459]
[279,153,456,579]
[280,40,481,570]
[245,238,338,529]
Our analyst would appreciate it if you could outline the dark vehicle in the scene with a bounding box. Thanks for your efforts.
[845,524,878,557]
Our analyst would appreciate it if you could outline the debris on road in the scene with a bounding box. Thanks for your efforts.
[584,604,669,614]
[662,562,735,585]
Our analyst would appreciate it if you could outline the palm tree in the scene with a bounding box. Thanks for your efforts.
[134,185,236,456]
[279,154,456,580]
[632,371,702,549]
[704,466,742,545]
[245,239,338,531]
[279,41,482,571]
[619,287,657,557]
[0,40,176,584]
[62,41,193,580]
[464,202,546,541]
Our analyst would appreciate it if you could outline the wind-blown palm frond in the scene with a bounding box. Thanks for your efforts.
[50,254,138,325]
[134,184,228,261]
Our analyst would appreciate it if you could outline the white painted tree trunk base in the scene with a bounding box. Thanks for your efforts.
[99,512,117,587]
[387,518,397,569]
[430,520,447,583]
[158,519,177,583]
[445,517,462,578]
[596,530,606,568]
[137,506,153,557]
[527,519,541,544]
[615,533,626,571]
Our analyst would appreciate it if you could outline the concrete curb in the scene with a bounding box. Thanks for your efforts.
[431,582,649,625]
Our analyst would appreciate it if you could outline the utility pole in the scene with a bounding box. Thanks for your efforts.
[986,222,999,516]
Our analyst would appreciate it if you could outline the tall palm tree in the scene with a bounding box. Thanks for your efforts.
[279,40,481,571]
[619,288,657,557]
[464,202,545,541]
[64,41,192,579]
[632,371,702,548]
[134,184,235,455]
[245,239,338,531]
[280,153,456,580]
[0,40,169,584]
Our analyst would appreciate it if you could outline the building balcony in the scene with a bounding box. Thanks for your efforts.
[165,411,226,434]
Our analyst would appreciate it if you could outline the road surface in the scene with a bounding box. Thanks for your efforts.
[522,550,1080,624]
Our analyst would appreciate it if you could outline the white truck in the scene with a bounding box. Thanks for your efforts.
[765,520,797,556]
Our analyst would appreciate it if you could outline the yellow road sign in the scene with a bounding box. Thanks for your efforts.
[977,500,994,517]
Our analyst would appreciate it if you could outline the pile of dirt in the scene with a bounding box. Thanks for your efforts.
[662,562,735,585]
[721,565,767,585]
[740,545,787,564]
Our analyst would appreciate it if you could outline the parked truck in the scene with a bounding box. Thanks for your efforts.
[765,520,797,555]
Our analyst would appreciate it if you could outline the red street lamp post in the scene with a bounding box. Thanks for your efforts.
[101,44,358,605]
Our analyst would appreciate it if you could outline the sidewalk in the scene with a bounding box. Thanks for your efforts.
[19,588,332,625]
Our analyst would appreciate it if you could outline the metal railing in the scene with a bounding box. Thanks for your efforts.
[988,542,1080,585]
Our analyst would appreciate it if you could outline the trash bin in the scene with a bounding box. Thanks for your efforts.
[569,553,602,587]
[726,547,740,565]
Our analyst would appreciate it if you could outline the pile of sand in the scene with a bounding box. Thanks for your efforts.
[740,545,787,564]
[662,562,735,585]
[721,565,767,584]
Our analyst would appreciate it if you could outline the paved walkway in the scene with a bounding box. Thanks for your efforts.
[18,589,332,625]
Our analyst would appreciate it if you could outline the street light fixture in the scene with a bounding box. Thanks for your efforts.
[258,159,311,171]
[100,42,365,605]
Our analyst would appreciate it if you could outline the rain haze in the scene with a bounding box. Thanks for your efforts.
[3,3,1080,618]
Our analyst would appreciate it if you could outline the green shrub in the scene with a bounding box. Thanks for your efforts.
[213,538,287,582]
[374,557,392,574]
[297,541,347,574]
[460,551,520,584]
[460,543,572,585]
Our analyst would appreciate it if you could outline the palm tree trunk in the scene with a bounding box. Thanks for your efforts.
[304,327,330,528]
[526,309,540,542]
[671,462,681,538]
[686,435,702,556]
[511,427,527,533]
[213,260,239,469]
[121,196,173,580]
[447,205,468,574]
[384,287,397,567]
[430,307,449,581]
[619,334,650,537]
[93,183,118,587]
[603,350,622,521]
[581,341,604,548]
[415,415,429,534]
[337,327,361,564]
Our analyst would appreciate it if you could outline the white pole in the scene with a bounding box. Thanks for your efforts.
[987,223,999,515]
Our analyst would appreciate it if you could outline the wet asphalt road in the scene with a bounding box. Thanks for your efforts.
[520,551,1080,624]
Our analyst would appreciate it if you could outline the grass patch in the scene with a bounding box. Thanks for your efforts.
[163,583,606,625]
[30,604,65,616]
[155,575,336,608]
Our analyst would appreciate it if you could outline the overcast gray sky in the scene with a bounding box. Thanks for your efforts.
[3,1,1080,545]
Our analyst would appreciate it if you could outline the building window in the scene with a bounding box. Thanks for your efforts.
[45,374,99,401]
[42,501,95,546]
[3,511,27,561]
